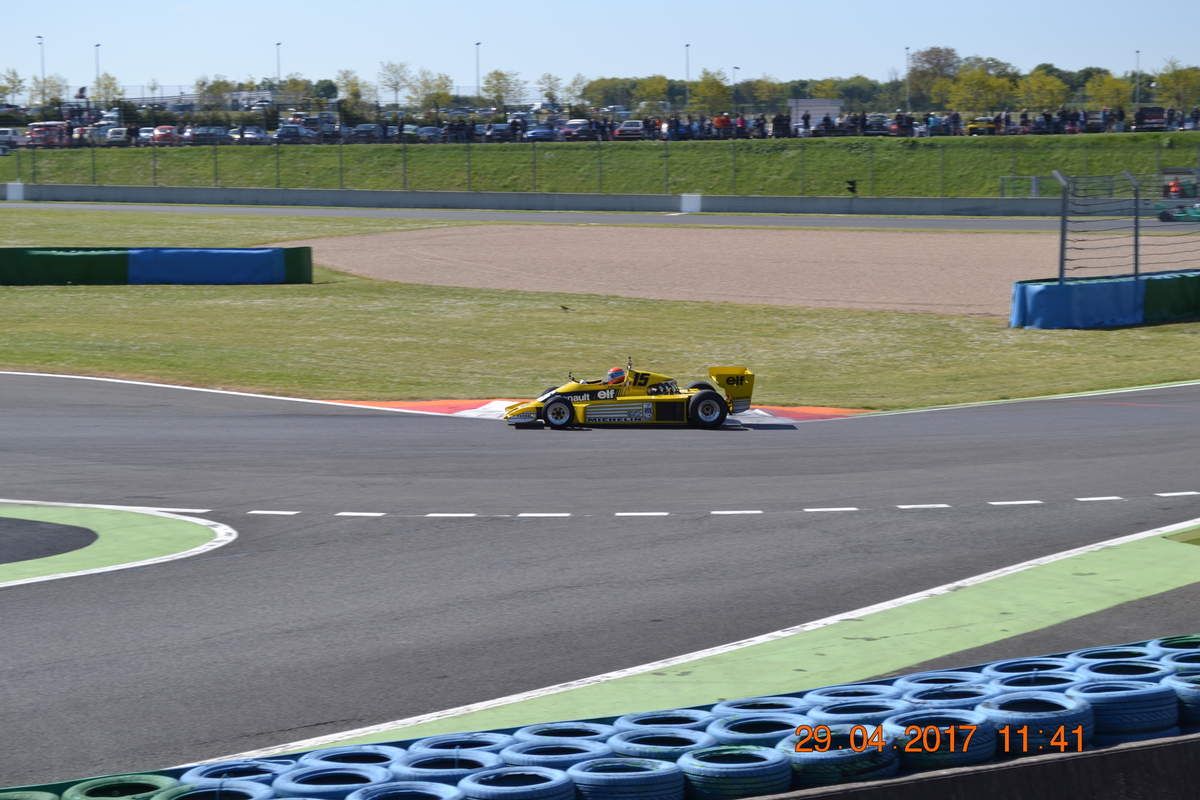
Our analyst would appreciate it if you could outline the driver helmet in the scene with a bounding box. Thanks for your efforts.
[606,366,627,385]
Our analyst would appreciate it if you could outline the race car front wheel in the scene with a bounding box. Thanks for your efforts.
[542,397,575,429]
[688,391,728,429]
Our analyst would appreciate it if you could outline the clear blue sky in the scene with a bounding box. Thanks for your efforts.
[8,0,1198,96]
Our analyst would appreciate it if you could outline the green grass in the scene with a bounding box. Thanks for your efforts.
[2,209,1199,408]
[4,132,1199,197]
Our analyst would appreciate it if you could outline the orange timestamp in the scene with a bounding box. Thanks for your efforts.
[996,724,1086,754]
[794,723,980,754]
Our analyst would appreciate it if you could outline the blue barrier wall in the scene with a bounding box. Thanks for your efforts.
[1010,276,1146,329]
[128,249,286,285]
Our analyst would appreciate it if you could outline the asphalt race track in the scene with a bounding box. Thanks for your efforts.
[2,373,1199,784]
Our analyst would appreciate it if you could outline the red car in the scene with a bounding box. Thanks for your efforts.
[152,125,180,146]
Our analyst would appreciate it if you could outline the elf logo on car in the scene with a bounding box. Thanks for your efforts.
[725,375,746,386]
[597,389,616,400]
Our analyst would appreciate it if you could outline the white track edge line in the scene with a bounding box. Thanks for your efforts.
[200,513,1200,763]
[0,499,237,590]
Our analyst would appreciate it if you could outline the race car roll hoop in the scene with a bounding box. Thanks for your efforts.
[504,361,754,429]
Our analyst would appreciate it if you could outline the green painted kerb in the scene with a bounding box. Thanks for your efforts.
[0,504,215,585]
[331,525,1200,747]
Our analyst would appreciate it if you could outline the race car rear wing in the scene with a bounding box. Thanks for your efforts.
[708,366,754,414]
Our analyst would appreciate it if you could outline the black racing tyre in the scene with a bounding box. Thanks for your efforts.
[687,382,717,392]
[540,397,574,430]
[62,776,178,800]
[688,390,727,429]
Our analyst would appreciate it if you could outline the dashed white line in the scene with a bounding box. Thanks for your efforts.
[803,507,860,513]
[517,513,572,518]
[988,500,1044,506]
[614,512,671,517]
[247,510,301,516]
[335,512,386,517]
[711,510,763,515]
[1075,496,1123,502]
[897,504,952,510]
[1156,491,1200,497]
[425,513,478,518]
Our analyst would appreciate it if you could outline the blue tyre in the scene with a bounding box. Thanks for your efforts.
[806,699,913,727]
[1162,673,1200,728]
[775,728,899,788]
[456,767,573,800]
[1157,652,1200,673]
[676,746,791,800]
[63,775,179,800]
[0,794,59,800]
[181,761,296,785]
[1066,680,1179,743]
[272,766,393,800]
[709,696,812,718]
[881,709,996,771]
[612,708,714,732]
[607,728,717,760]
[900,684,1001,710]
[150,782,274,800]
[1146,634,1200,657]
[301,747,407,769]
[512,722,616,744]
[566,758,684,800]
[890,671,988,694]
[498,740,613,769]
[704,714,810,746]
[1075,660,1175,683]
[390,753,503,787]
[409,734,516,755]
[979,657,1074,679]
[990,671,1086,694]
[801,684,900,705]
[975,691,1094,756]
[346,782,464,800]
[1066,646,1156,666]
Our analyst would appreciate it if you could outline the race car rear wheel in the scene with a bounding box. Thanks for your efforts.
[688,391,728,429]
[542,397,575,429]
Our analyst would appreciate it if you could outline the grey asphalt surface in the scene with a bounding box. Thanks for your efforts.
[0,518,95,564]
[2,201,1062,231]
[1,375,1199,784]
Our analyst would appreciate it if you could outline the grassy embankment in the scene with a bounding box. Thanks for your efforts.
[3,209,1199,408]
[3,132,1199,197]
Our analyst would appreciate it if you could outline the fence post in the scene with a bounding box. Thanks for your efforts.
[531,140,537,192]
[663,136,670,194]
[1123,170,1141,279]
[1053,170,1070,284]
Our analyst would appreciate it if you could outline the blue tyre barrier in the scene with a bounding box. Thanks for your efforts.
[606,728,718,760]
[498,740,613,768]
[990,671,1087,694]
[1162,673,1200,728]
[1066,646,1156,666]
[881,710,996,771]
[346,782,464,800]
[389,753,504,787]
[1075,660,1175,683]
[900,685,1001,710]
[301,747,407,768]
[409,734,516,755]
[566,758,684,800]
[181,761,296,785]
[1065,681,1180,745]
[150,781,274,800]
[704,713,810,746]
[63,775,179,800]
[512,722,616,744]
[273,766,393,800]
[806,699,914,727]
[1157,652,1200,673]
[455,767,573,800]
[801,684,901,705]
[709,696,812,718]
[612,708,714,732]
[1146,635,1200,657]
[676,746,791,800]
[775,729,900,789]
[890,671,988,694]
[975,691,1094,756]
[980,657,1074,679]
[0,794,59,800]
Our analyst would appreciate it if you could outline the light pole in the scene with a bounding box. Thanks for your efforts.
[905,46,911,112]
[275,42,282,87]
[36,35,45,105]
[1134,49,1141,107]
[94,43,101,85]
[731,66,740,111]
[475,42,481,102]
[684,43,690,110]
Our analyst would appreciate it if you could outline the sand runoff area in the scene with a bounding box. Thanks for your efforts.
[278,224,1060,316]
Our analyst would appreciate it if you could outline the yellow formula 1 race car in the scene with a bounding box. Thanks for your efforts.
[504,362,754,429]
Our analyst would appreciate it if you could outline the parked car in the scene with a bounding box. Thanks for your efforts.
[561,119,597,141]
[483,123,514,143]
[966,116,998,135]
[613,120,645,140]
[152,125,180,145]
[137,127,155,146]
[0,127,28,148]
[522,124,561,142]
[415,126,444,144]
[105,127,131,147]
[1133,106,1167,132]
[347,123,383,143]
[231,125,270,145]
[273,124,318,144]
[189,125,232,145]
[862,114,891,136]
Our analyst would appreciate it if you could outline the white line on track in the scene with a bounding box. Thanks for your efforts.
[988,500,1044,506]
[517,513,571,518]
[205,513,1200,763]
[897,504,951,510]
[117,505,214,514]
[1157,491,1200,497]
[426,513,478,518]
[247,510,301,516]
[710,510,763,515]
[614,512,671,517]
[1076,496,1124,502]
[335,512,386,517]
[803,507,859,513]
